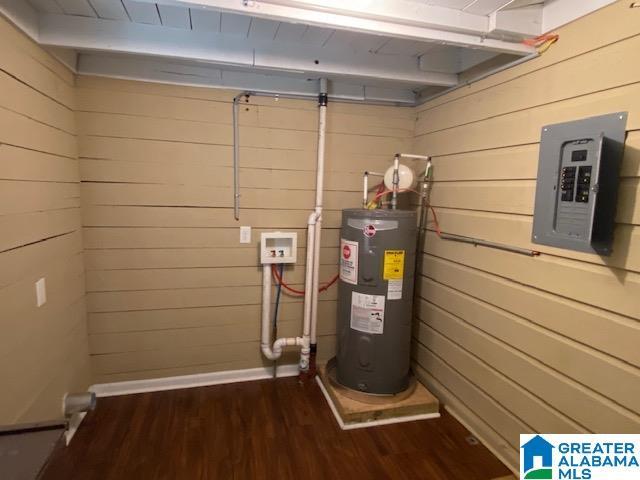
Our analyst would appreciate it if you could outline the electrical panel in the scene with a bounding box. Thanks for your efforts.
[531,112,627,255]
[260,232,297,264]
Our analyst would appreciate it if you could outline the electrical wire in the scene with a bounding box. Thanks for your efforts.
[523,33,559,54]
[272,264,284,331]
[369,187,422,207]
[366,182,386,209]
[271,264,339,297]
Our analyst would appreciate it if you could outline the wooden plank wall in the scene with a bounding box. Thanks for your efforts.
[0,16,90,425]
[77,75,414,384]
[411,0,640,472]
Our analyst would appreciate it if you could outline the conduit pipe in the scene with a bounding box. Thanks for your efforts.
[232,93,243,220]
[308,78,328,371]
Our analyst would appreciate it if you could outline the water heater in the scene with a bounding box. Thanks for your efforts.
[336,208,417,394]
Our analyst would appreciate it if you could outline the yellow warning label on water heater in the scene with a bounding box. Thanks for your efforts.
[383,250,405,280]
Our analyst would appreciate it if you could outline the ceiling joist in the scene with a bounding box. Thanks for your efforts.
[135,0,537,55]
[37,13,458,87]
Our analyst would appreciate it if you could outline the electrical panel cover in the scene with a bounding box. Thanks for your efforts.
[531,112,627,255]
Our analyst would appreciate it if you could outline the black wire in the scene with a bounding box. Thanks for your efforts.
[273,264,284,331]
[271,264,284,378]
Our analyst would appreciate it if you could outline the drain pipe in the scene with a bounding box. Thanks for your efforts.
[307,78,328,374]
[261,265,304,360]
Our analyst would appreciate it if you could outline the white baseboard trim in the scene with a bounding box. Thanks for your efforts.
[90,364,300,398]
[315,376,440,430]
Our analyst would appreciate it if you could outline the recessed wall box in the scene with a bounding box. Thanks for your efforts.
[260,232,297,264]
[531,112,627,255]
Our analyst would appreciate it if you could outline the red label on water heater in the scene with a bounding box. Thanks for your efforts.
[343,245,351,259]
[363,224,376,237]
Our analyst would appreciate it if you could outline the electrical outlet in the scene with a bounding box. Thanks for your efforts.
[35,278,47,307]
[240,226,251,244]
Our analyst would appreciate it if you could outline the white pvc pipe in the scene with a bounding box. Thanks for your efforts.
[362,172,368,208]
[299,212,317,370]
[398,153,431,161]
[261,265,303,360]
[310,213,322,346]
[309,79,328,351]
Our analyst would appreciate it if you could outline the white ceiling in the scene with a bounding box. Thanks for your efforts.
[0,0,615,104]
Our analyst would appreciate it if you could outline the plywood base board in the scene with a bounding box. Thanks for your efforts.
[316,365,440,430]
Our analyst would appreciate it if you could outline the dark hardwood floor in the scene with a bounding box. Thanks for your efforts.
[41,376,510,480]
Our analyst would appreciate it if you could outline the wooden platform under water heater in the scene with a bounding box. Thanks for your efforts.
[317,361,440,429]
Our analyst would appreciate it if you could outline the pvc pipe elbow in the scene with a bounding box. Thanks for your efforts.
[261,345,280,360]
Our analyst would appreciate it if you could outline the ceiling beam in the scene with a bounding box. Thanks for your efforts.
[0,0,38,40]
[541,0,617,33]
[489,4,542,39]
[77,53,418,105]
[137,0,536,55]
[37,13,458,87]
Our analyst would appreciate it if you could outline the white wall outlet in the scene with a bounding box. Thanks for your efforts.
[35,278,47,307]
[240,226,251,244]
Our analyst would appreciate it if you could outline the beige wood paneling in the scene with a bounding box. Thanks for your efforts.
[412,2,640,472]
[0,208,80,253]
[428,130,640,181]
[416,34,640,135]
[421,255,640,367]
[78,75,411,381]
[0,20,75,108]
[80,183,361,210]
[0,105,76,158]
[430,208,640,272]
[413,363,520,470]
[0,144,79,182]
[86,264,337,291]
[416,303,640,431]
[0,15,89,425]
[81,227,340,249]
[84,247,338,270]
[418,279,640,413]
[424,233,640,319]
[87,301,337,334]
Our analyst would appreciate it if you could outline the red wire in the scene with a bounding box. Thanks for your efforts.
[271,264,339,296]
[372,188,421,202]
[522,33,558,47]
[427,204,443,238]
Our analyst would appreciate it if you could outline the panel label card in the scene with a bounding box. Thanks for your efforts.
[350,292,385,335]
[387,279,403,300]
[383,250,405,280]
[520,434,640,480]
[340,238,358,285]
